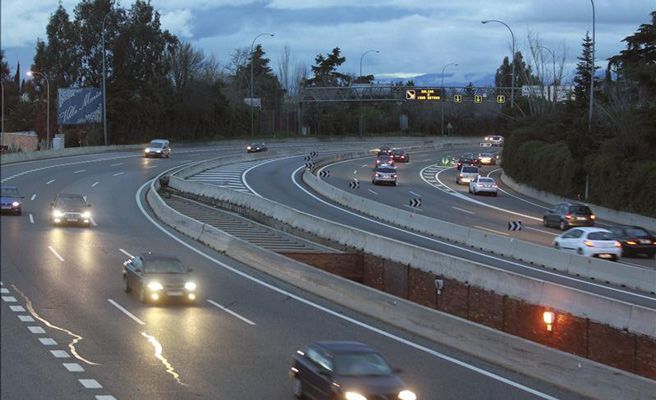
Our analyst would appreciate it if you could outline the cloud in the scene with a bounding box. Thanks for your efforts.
[161,9,194,38]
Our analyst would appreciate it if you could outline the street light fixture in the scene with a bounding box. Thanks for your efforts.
[250,32,274,139]
[359,49,380,136]
[26,70,50,149]
[101,13,111,146]
[482,19,516,108]
[441,62,458,136]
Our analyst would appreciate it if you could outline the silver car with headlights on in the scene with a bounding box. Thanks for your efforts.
[123,253,197,304]
[49,193,92,226]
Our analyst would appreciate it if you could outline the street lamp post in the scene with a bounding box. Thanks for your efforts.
[27,70,50,149]
[102,13,110,146]
[588,0,595,132]
[441,62,458,136]
[359,49,379,136]
[482,19,515,108]
[250,32,274,139]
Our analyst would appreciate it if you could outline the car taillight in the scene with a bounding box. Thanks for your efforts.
[584,240,595,247]
[626,241,637,245]
[565,214,572,220]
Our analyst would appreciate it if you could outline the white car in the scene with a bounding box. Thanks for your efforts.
[144,139,171,158]
[553,227,622,261]
[484,135,504,146]
[456,165,479,185]
[469,176,498,196]
[372,165,397,186]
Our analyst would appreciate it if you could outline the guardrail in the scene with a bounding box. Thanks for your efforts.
[303,158,656,294]
[147,161,656,400]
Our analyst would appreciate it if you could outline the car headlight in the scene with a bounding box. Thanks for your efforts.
[147,281,163,291]
[145,148,149,152]
[53,209,64,217]
[184,281,196,291]
[247,146,251,150]
[12,201,20,207]
[81,211,91,218]
[345,392,367,400]
[398,390,417,400]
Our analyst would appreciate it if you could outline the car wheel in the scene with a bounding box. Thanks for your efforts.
[16,210,22,216]
[393,182,397,186]
[123,276,131,293]
[559,221,568,231]
[577,248,584,255]
[543,217,549,227]
[612,255,619,262]
[291,376,304,399]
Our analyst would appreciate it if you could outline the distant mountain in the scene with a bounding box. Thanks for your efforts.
[375,72,496,87]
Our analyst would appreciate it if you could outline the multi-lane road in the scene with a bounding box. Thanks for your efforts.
[1,141,650,399]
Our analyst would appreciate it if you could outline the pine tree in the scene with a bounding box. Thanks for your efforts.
[573,32,598,109]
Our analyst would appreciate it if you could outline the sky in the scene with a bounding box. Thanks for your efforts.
[1,0,654,86]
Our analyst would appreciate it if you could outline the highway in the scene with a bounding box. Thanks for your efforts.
[1,142,587,400]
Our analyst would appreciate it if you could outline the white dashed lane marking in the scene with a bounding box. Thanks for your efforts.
[368,189,378,195]
[63,363,85,372]
[452,206,475,215]
[39,338,57,346]
[46,179,56,185]
[10,305,26,312]
[18,315,35,322]
[110,163,123,166]
[74,170,86,174]
[28,326,46,334]
[31,194,36,201]
[48,246,65,262]
[29,214,34,224]
[113,172,124,176]
[92,182,99,188]
[96,396,118,400]
[79,379,103,389]
[2,296,17,302]
[51,350,71,358]
[207,299,256,326]
[107,299,145,325]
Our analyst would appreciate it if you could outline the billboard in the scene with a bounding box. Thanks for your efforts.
[57,88,103,125]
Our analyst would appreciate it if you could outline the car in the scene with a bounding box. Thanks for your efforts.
[375,154,394,166]
[377,146,392,156]
[608,226,656,258]
[456,153,481,170]
[144,139,171,158]
[553,227,622,261]
[543,202,596,230]
[456,165,479,185]
[477,152,496,166]
[0,185,24,215]
[391,149,410,162]
[49,193,92,226]
[469,176,498,196]
[484,135,504,146]
[290,341,416,400]
[123,253,197,304]
[372,165,397,186]
[247,142,267,153]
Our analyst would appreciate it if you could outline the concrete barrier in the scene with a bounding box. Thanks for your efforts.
[0,144,146,164]
[147,170,656,400]
[303,166,656,293]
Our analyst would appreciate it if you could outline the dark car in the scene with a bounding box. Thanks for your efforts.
[375,154,395,166]
[456,153,481,170]
[377,146,392,156]
[290,341,416,400]
[0,186,24,215]
[49,193,92,226]
[543,202,596,230]
[247,142,267,153]
[123,253,197,304]
[391,149,410,163]
[608,226,655,258]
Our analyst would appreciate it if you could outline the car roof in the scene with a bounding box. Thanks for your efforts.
[568,227,610,233]
[314,341,376,354]
[139,253,182,262]
[150,139,169,143]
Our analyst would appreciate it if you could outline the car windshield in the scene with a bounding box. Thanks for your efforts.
[56,197,86,207]
[479,178,495,183]
[377,168,396,173]
[570,206,592,215]
[588,232,614,241]
[624,228,650,238]
[462,167,478,173]
[144,259,186,274]
[392,150,404,155]
[149,142,164,148]
[333,352,392,377]
[1,187,20,197]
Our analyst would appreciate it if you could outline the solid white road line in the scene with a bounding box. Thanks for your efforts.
[409,191,422,197]
[403,205,424,212]
[46,179,56,185]
[90,217,97,227]
[452,206,475,215]
[39,338,57,346]
[48,246,65,262]
[30,194,36,201]
[91,182,99,188]
[74,170,86,174]
[207,299,256,326]
[524,226,558,236]
[79,379,102,389]
[368,189,378,195]
[18,315,35,322]
[10,305,26,312]
[29,214,34,224]
[119,248,134,258]
[63,363,85,372]
[107,299,145,326]
[51,350,71,358]
[137,178,559,400]
[113,172,124,176]
[475,225,510,236]
[28,326,46,334]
